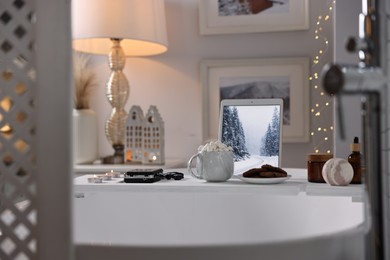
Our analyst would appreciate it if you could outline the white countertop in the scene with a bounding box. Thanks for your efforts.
[74,168,363,199]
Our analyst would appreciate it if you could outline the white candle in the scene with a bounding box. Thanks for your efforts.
[88,175,103,183]
[148,153,157,163]
[97,173,112,181]
[109,170,122,178]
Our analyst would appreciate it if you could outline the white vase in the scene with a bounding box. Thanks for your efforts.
[73,109,98,164]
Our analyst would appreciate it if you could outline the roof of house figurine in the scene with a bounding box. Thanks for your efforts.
[144,105,164,127]
[127,105,144,125]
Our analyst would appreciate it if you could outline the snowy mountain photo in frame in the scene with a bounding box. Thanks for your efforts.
[201,58,309,143]
[219,99,283,174]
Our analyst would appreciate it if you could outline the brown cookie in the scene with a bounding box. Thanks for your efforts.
[261,164,287,175]
[242,165,288,178]
[242,168,264,178]
[258,171,287,178]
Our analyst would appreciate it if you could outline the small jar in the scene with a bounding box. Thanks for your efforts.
[307,153,333,183]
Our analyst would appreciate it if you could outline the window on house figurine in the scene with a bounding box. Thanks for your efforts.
[125,106,144,163]
[142,106,165,165]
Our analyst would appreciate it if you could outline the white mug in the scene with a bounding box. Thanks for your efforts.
[187,151,234,182]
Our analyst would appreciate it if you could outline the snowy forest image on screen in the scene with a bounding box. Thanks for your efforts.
[221,105,281,171]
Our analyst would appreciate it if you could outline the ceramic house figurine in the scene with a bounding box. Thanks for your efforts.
[142,105,165,165]
[125,105,144,163]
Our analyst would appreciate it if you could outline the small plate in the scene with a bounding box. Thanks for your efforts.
[238,174,291,184]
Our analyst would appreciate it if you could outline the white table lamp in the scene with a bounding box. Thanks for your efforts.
[72,0,168,163]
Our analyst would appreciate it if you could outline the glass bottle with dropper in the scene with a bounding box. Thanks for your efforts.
[348,137,362,184]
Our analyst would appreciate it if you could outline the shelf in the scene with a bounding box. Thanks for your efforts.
[74,168,364,199]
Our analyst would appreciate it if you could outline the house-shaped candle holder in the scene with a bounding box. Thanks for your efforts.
[142,105,165,165]
[125,105,144,163]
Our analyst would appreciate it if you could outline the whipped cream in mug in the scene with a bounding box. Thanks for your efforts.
[198,140,232,153]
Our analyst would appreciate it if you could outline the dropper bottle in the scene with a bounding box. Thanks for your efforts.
[348,137,362,184]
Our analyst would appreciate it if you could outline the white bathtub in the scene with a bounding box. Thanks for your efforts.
[73,169,366,260]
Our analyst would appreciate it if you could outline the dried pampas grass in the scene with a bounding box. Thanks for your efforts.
[73,52,97,109]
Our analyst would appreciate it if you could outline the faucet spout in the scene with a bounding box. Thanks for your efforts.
[359,0,381,67]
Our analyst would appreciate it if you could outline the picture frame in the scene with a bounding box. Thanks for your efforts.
[201,57,310,143]
[198,0,309,35]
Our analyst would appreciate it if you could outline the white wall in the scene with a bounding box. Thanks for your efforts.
[333,0,362,158]
[86,0,334,168]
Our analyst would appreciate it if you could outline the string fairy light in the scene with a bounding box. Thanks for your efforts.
[310,0,336,154]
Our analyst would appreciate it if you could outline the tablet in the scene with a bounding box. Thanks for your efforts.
[218,99,283,174]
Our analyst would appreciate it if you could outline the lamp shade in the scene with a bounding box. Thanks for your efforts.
[72,0,168,56]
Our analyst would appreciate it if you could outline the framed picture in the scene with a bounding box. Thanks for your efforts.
[199,0,309,35]
[201,57,310,143]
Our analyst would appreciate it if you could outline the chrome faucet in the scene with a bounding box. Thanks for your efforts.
[321,0,387,259]
[357,0,382,67]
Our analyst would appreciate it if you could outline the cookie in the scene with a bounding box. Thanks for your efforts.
[242,168,264,178]
[258,171,287,178]
[242,165,288,178]
[261,164,287,175]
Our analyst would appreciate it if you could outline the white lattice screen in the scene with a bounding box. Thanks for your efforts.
[0,0,37,259]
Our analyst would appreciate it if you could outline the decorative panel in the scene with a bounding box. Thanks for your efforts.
[142,106,165,165]
[125,105,144,163]
[0,0,37,259]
